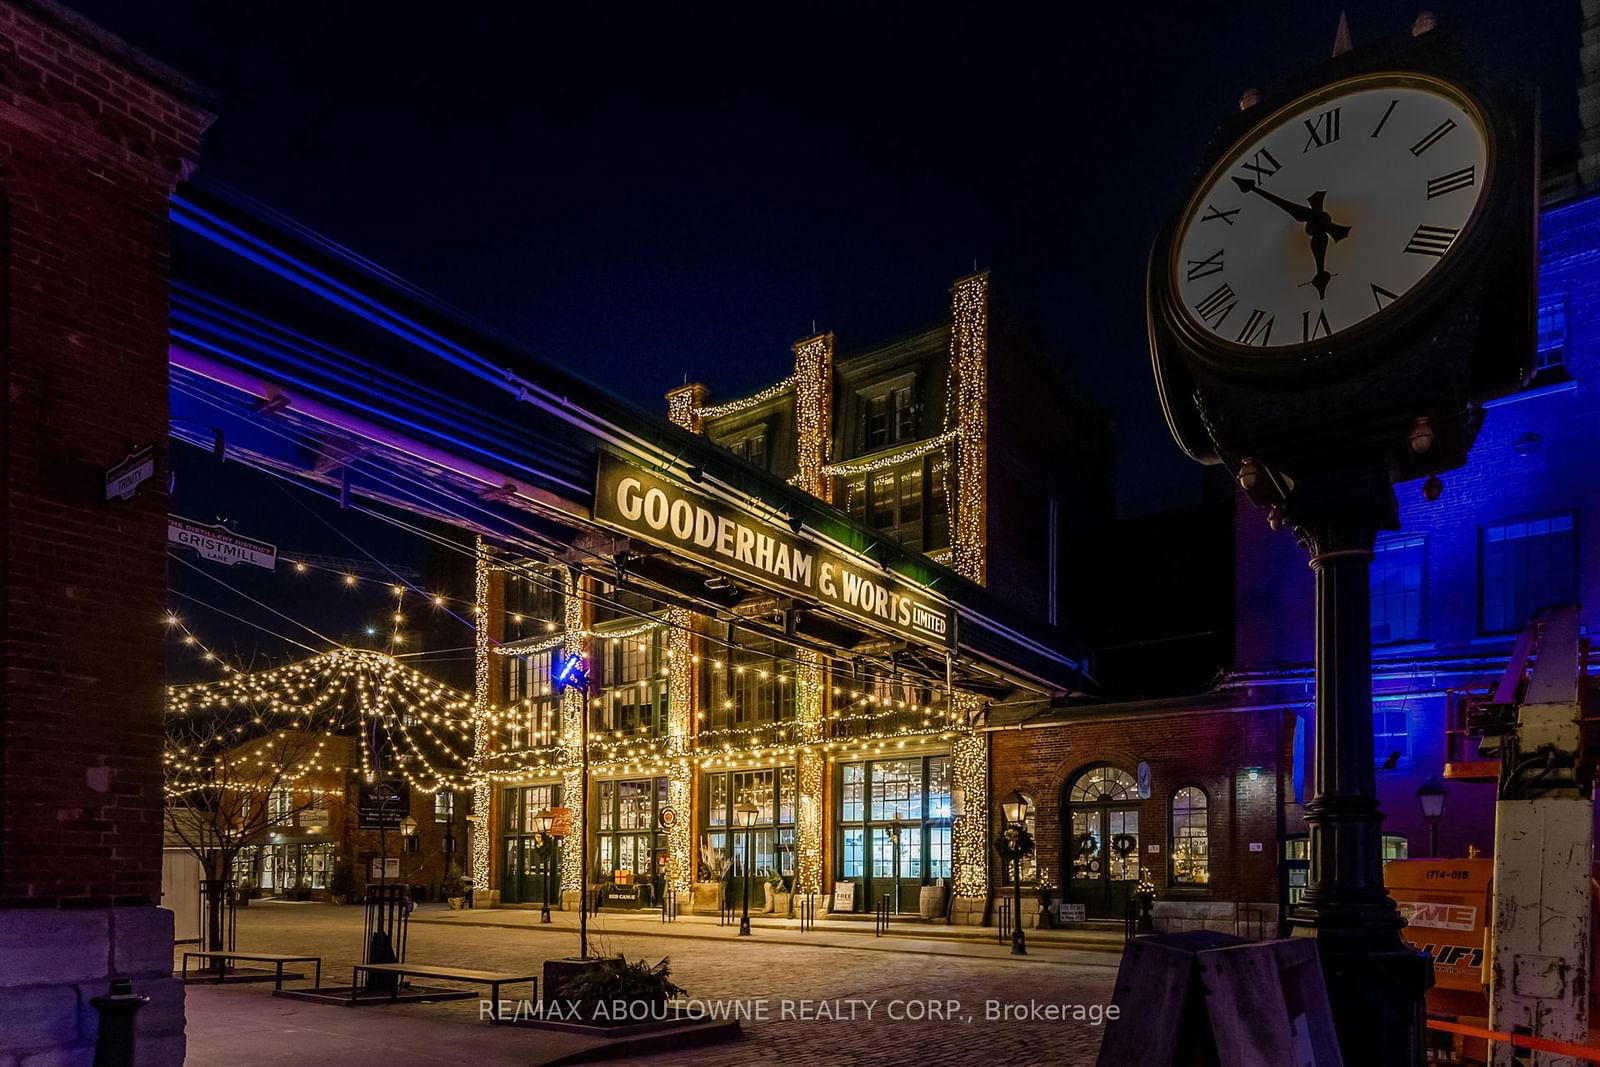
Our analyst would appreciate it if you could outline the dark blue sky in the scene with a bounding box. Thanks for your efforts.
[74,1,1580,515]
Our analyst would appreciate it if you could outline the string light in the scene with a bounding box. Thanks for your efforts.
[471,538,492,890]
[694,376,795,420]
[820,430,956,477]
[792,333,832,498]
[951,272,989,583]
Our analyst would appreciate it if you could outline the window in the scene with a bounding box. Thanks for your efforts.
[702,766,795,879]
[728,430,767,471]
[1381,834,1409,863]
[862,383,919,450]
[1001,792,1038,885]
[1374,707,1409,765]
[834,755,954,895]
[434,791,455,823]
[1481,516,1577,633]
[1169,786,1210,885]
[505,649,559,747]
[1284,836,1309,906]
[1371,535,1425,642]
[1535,300,1567,376]
[837,457,947,554]
[595,776,667,882]
[267,789,294,823]
[703,636,794,730]
[405,833,421,853]
[598,628,665,736]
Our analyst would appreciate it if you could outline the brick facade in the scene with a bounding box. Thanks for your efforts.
[989,705,1289,922]
[0,2,210,1063]
[0,0,211,908]
[1231,188,1600,864]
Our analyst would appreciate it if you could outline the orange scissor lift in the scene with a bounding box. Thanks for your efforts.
[1387,609,1599,1065]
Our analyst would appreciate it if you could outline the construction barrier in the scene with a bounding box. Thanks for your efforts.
[1428,1017,1600,1063]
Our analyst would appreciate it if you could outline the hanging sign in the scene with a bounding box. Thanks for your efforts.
[593,454,953,648]
[168,516,278,570]
[659,807,678,829]
[357,780,411,829]
[547,806,573,838]
[104,443,157,502]
[1136,761,1152,800]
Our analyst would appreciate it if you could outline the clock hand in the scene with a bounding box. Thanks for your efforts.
[1308,229,1332,300]
[1232,177,1315,223]
[1304,191,1351,242]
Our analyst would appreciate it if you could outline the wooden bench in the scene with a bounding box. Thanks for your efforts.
[350,963,537,1021]
[181,951,321,990]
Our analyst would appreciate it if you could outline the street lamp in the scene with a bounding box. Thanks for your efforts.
[532,807,555,924]
[552,652,591,957]
[998,789,1032,957]
[1417,778,1448,858]
[734,801,759,936]
[887,814,904,915]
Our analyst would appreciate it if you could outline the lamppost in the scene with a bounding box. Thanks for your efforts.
[553,652,591,957]
[375,783,397,890]
[887,814,904,915]
[532,807,555,924]
[997,790,1034,957]
[1417,779,1448,858]
[734,801,759,936]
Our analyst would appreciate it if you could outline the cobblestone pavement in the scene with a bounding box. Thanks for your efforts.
[181,902,1119,1066]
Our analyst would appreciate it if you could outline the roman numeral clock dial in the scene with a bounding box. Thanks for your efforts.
[1172,76,1488,352]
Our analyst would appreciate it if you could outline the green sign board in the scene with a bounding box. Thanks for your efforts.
[593,454,953,649]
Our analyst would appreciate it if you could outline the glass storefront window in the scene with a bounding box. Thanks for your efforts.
[594,776,667,891]
[834,755,953,910]
[503,783,561,905]
[701,766,794,878]
[842,828,864,878]
[841,763,864,822]
[779,766,796,825]
[927,756,952,819]
[870,758,922,820]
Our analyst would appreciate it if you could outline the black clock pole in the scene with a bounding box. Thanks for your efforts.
[1281,462,1431,1067]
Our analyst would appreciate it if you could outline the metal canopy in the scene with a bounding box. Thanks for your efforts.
[168,180,1094,699]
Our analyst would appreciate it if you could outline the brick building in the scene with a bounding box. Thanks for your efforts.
[0,1,211,1062]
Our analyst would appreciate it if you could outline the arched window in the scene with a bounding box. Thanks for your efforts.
[1169,786,1210,885]
[1069,765,1139,804]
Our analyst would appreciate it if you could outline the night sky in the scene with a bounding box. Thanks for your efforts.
[77,0,1577,523]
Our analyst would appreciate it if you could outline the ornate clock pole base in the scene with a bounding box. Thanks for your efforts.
[1279,463,1433,1066]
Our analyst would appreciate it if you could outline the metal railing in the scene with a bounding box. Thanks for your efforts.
[799,892,816,932]
[875,894,891,937]
[996,896,1012,945]
[661,887,678,923]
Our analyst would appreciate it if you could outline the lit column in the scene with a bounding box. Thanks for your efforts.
[794,650,826,895]
[950,272,989,585]
[947,274,992,906]
[665,608,695,897]
[951,713,989,899]
[792,333,834,500]
[470,539,493,893]
[559,567,587,893]
[666,383,708,433]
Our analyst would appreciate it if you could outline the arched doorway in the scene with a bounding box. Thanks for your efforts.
[1063,764,1141,919]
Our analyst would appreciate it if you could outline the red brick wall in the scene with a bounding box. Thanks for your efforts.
[989,706,1291,903]
[0,0,210,906]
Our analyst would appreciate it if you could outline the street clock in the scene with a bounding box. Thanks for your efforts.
[1149,31,1536,482]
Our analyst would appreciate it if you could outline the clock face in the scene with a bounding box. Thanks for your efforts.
[1172,75,1489,350]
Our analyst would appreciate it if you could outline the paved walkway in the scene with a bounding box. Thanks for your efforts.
[179,903,1120,1065]
[413,903,1126,964]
